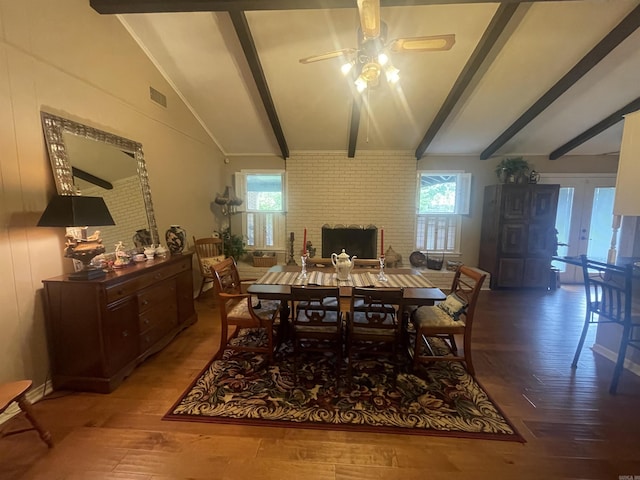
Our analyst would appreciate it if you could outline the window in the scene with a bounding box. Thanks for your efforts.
[235,171,286,251]
[416,172,471,253]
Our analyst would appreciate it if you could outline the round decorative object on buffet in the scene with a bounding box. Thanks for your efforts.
[409,251,427,267]
[165,225,186,254]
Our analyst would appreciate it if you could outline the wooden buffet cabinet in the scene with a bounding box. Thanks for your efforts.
[42,253,197,393]
[479,184,560,289]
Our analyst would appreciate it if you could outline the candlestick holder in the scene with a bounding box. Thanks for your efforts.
[298,252,309,280]
[287,235,297,265]
[377,255,388,282]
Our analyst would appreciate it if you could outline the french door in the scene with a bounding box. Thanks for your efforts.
[539,174,617,283]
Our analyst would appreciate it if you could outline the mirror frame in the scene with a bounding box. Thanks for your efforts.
[40,111,159,245]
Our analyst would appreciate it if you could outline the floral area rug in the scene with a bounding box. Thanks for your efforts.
[164,329,524,442]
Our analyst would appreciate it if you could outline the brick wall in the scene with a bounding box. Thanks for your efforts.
[84,176,149,251]
[286,151,416,264]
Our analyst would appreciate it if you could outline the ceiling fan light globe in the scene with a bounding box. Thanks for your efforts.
[377,52,389,66]
[341,62,354,75]
[386,68,400,84]
[355,76,368,92]
[385,65,400,84]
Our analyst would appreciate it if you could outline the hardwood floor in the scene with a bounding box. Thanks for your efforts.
[1,285,639,479]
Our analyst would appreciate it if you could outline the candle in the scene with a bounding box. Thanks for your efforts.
[303,228,307,255]
[290,231,294,242]
[380,228,384,257]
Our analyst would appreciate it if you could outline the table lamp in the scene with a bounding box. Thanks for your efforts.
[37,194,115,280]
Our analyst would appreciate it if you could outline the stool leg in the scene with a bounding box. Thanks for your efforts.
[609,322,632,395]
[16,395,53,448]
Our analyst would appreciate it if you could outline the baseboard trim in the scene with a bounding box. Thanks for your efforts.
[0,379,53,426]
[591,343,640,377]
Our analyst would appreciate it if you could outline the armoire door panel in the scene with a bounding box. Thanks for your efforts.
[500,224,527,255]
[502,187,530,220]
[528,224,554,255]
[497,258,524,287]
[531,186,559,223]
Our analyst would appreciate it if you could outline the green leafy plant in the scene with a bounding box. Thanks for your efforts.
[495,157,531,183]
[220,227,247,260]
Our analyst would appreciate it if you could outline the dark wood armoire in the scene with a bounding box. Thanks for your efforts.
[479,183,560,288]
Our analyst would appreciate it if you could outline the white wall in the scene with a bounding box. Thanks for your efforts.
[0,0,226,386]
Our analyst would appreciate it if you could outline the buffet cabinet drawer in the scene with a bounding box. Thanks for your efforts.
[106,256,190,304]
[139,301,178,334]
[42,253,197,393]
[138,279,176,312]
[139,311,179,352]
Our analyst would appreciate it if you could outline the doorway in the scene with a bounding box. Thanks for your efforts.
[539,174,617,283]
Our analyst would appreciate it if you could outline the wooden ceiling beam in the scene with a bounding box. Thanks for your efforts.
[414,2,519,160]
[549,96,640,160]
[90,0,576,14]
[72,167,113,190]
[480,3,640,160]
[228,10,289,159]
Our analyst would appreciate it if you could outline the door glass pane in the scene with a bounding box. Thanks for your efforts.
[551,187,574,272]
[586,187,615,262]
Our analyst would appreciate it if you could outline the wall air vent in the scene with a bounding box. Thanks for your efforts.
[149,87,167,108]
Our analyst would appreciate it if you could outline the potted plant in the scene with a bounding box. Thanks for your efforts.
[495,157,531,184]
[220,227,247,261]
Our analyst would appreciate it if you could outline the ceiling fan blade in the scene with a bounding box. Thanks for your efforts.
[357,0,380,40]
[389,34,455,53]
[299,48,356,64]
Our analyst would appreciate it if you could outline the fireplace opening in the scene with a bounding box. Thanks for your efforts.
[321,225,377,259]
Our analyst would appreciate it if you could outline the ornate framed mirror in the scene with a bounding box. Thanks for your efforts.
[40,111,159,250]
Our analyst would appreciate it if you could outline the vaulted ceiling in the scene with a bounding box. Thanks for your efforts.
[90,0,640,160]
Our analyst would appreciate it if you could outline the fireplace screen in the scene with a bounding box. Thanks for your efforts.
[321,225,378,259]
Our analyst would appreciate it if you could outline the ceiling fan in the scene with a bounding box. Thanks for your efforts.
[299,0,455,92]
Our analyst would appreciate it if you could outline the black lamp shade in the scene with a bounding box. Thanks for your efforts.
[37,195,115,227]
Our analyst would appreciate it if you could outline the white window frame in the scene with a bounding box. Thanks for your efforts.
[235,170,287,252]
[415,171,471,254]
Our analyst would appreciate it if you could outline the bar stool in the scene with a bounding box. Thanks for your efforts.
[0,380,53,447]
[573,256,640,394]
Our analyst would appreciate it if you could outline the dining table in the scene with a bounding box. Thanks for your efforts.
[247,264,447,322]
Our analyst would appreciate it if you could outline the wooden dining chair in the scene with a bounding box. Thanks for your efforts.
[409,265,486,375]
[290,286,343,380]
[193,236,225,299]
[573,255,640,394]
[346,287,404,382]
[211,257,281,364]
[0,380,53,448]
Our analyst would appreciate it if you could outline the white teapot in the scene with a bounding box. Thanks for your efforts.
[331,249,357,281]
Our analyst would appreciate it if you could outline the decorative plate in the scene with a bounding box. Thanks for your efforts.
[409,251,427,267]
